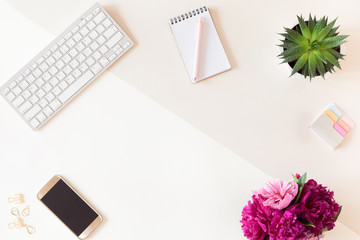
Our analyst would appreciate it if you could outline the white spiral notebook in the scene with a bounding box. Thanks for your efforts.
[169,6,231,83]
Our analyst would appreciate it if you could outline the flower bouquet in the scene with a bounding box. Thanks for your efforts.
[240,173,342,240]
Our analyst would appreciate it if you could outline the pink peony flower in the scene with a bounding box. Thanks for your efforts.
[240,195,274,240]
[255,179,298,210]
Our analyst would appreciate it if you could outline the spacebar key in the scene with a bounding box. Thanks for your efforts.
[58,71,94,103]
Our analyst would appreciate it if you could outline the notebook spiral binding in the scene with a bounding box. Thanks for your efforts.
[170,6,207,25]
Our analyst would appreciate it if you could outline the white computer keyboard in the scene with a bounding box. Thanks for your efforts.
[0,3,134,130]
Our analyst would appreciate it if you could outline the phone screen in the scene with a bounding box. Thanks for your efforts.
[40,179,99,236]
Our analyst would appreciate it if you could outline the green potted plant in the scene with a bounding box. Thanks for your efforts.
[278,15,348,80]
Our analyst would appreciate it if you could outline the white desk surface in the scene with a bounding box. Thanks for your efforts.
[0,0,359,239]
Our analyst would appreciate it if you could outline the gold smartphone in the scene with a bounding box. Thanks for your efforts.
[37,175,102,239]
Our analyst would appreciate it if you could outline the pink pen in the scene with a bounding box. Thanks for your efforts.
[193,17,202,83]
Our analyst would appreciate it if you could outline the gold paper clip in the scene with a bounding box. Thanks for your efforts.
[21,205,30,217]
[11,207,20,217]
[8,218,24,229]
[26,225,36,234]
[8,194,24,204]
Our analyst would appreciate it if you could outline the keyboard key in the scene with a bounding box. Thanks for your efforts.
[66,75,76,84]
[60,45,70,54]
[16,76,24,83]
[104,25,117,38]
[86,14,94,21]
[46,57,55,66]
[29,85,38,93]
[99,45,108,54]
[76,43,85,51]
[100,57,109,67]
[93,51,101,60]
[36,112,47,123]
[58,39,65,46]
[87,21,96,30]
[43,106,53,117]
[91,63,102,74]
[30,118,40,128]
[52,87,62,95]
[2,88,10,95]
[83,48,92,56]
[66,39,76,48]
[59,81,69,90]
[24,104,41,120]
[22,90,31,99]
[73,69,82,78]
[65,32,72,39]
[90,42,99,51]
[43,83,52,92]
[51,45,58,52]
[54,51,62,60]
[33,68,42,78]
[122,41,131,49]
[96,25,105,34]
[50,78,59,86]
[13,86,22,95]
[40,63,49,71]
[94,12,106,24]
[46,93,55,102]
[56,72,66,81]
[26,74,36,83]
[103,19,112,28]
[39,99,48,108]
[70,60,79,68]
[116,47,124,55]
[29,95,39,104]
[35,79,45,87]
[83,37,92,47]
[106,32,124,48]
[86,57,95,66]
[49,66,58,75]
[72,26,80,33]
[79,19,86,27]
[30,63,38,70]
[58,71,94,103]
[50,99,61,111]
[6,92,16,101]
[37,57,44,64]
[20,81,29,89]
[73,33,82,42]
[63,54,71,63]
[69,49,79,57]
[77,54,86,63]
[36,89,46,98]
[56,60,65,69]
[97,35,106,45]
[12,96,24,108]
[42,72,51,81]
[79,63,88,72]
[18,101,32,114]
[109,54,116,61]
[93,7,100,15]
[80,27,90,36]
[9,82,17,88]
[89,31,99,40]
[63,66,72,75]
[44,51,51,58]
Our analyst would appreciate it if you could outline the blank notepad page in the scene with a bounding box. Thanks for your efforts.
[170,7,231,82]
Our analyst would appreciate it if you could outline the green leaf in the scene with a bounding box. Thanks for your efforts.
[315,54,326,78]
[333,205,342,221]
[302,61,309,78]
[313,50,328,64]
[322,40,346,49]
[301,219,316,228]
[278,41,299,49]
[326,25,340,38]
[308,14,316,33]
[321,50,341,69]
[311,17,326,40]
[327,48,344,60]
[322,35,349,45]
[290,52,309,76]
[278,45,306,58]
[281,51,308,63]
[317,18,337,40]
[284,28,308,46]
[294,185,304,204]
[308,52,317,78]
[297,15,312,39]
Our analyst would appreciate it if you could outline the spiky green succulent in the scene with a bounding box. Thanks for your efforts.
[278,15,348,80]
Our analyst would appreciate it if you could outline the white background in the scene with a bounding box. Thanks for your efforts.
[0,0,359,239]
